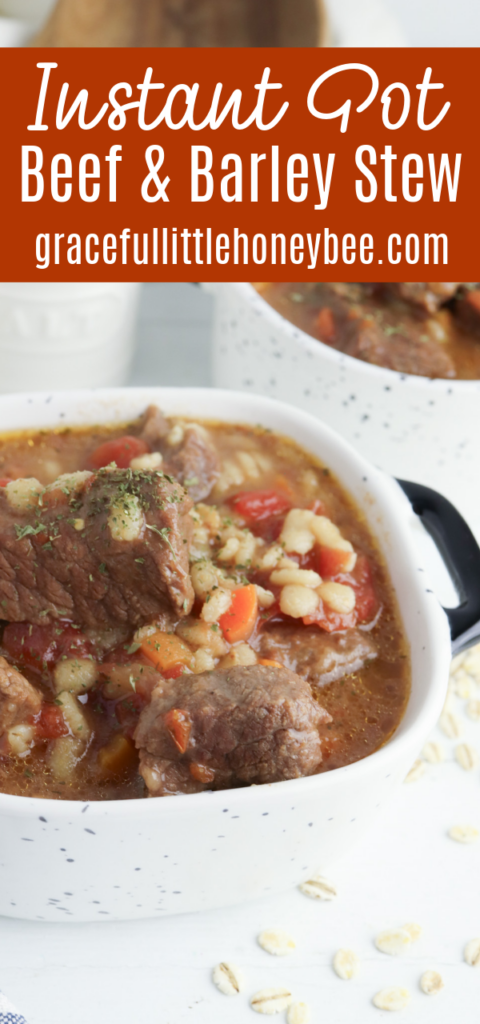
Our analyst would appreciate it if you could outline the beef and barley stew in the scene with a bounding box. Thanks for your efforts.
[256,282,480,379]
[0,406,409,801]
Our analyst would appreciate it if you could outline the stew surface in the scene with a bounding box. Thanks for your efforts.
[256,282,480,379]
[0,407,410,800]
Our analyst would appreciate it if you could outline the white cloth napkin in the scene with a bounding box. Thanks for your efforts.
[0,992,28,1024]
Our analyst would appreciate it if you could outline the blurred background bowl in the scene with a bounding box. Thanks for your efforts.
[210,281,480,540]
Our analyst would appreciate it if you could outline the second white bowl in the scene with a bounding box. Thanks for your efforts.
[210,283,480,539]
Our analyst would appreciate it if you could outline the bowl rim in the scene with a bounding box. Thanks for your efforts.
[0,385,451,818]
[216,282,480,394]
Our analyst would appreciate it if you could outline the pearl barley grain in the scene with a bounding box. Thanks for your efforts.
[375,928,413,956]
[287,1003,311,1024]
[439,710,462,738]
[212,962,244,996]
[466,700,480,722]
[299,875,337,900]
[404,759,425,783]
[422,741,444,764]
[455,743,479,771]
[250,988,292,1014]
[420,970,444,995]
[448,825,479,844]
[258,929,296,957]
[333,949,360,980]
[372,988,410,1011]
[464,939,480,966]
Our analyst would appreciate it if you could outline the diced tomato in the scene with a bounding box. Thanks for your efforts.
[53,626,95,660]
[254,515,286,545]
[228,490,291,523]
[304,553,379,632]
[35,704,69,740]
[2,622,95,673]
[88,436,149,470]
[104,643,152,668]
[115,692,147,738]
[350,554,378,623]
[162,664,191,680]
[3,624,58,670]
[317,547,354,578]
[0,478,13,487]
[164,708,192,754]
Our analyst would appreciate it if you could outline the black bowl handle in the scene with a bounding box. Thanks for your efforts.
[397,479,480,655]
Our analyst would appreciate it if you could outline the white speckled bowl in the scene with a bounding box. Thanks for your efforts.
[210,283,480,539]
[0,387,450,922]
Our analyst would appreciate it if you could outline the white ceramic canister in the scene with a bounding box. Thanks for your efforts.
[0,0,53,23]
[0,0,53,41]
[0,283,141,391]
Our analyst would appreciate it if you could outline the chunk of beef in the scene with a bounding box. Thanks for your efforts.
[0,656,41,735]
[164,424,219,502]
[454,286,480,336]
[139,752,206,797]
[0,468,194,630]
[385,283,460,314]
[137,404,169,448]
[258,625,377,689]
[308,285,455,378]
[136,406,219,501]
[341,315,455,378]
[135,664,330,796]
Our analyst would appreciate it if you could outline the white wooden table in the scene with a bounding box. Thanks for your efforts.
[2,685,480,1024]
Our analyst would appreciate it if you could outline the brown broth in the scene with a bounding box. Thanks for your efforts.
[0,414,410,799]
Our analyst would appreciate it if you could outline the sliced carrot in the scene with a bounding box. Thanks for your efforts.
[219,584,258,644]
[97,734,137,778]
[164,708,191,754]
[141,631,193,673]
[315,307,336,343]
[258,658,284,669]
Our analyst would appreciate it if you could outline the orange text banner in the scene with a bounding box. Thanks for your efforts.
[0,47,477,280]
